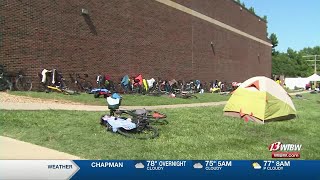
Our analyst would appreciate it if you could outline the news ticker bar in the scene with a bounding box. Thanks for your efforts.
[0,160,319,180]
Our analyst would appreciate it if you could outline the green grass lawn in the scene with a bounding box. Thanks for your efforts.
[1,94,319,160]
[8,91,229,106]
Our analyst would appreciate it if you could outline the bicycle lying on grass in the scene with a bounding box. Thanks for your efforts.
[100,114,159,140]
[100,93,168,139]
[175,92,198,99]
[111,109,168,125]
[170,89,198,99]
[46,85,79,95]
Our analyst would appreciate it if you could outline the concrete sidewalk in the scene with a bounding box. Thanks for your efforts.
[0,136,81,160]
[0,91,309,111]
[288,91,310,96]
[0,90,311,111]
[0,101,228,111]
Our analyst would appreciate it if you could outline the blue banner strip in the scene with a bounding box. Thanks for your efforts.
[71,160,320,180]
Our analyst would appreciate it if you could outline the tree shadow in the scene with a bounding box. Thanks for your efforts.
[83,15,97,35]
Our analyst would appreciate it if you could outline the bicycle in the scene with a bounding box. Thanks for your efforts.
[0,66,32,91]
[46,84,79,95]
[142,80,166,96]
[100,114,159,140]
[171,80,198,99]
[111,108,168,125]
[171,91,198,99]
[107,94,168,125]
[47,77,79,95]
[39,69,78,95]
[0,65,13,91]
[148,79,168,94]
[182,80,196,93]
[100,94,165,139]
[178,92,198,99]
[13,70,33,91]
[69,73,93,93]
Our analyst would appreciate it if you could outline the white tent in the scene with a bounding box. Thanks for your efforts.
[284,77,309,90]
[307,74,320,81]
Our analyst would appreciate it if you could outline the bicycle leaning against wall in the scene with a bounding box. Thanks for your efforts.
[0,65,32,91]
[13,69,33,91]
[69,73,93,93]
[0,65,13,91]
[39,69,78,95]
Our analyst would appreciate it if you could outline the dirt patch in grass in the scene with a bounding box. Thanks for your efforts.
[0,92,82,105]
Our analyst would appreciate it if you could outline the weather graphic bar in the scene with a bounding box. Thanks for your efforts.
[0,160,319,179]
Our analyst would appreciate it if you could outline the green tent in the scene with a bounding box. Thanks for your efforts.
[223,76,296,123]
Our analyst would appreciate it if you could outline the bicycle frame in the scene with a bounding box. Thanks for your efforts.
[0,67,32,91]
[69,73,92,93]
[0,72,13,91]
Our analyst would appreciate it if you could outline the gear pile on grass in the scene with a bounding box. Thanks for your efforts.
[100,93,168,139]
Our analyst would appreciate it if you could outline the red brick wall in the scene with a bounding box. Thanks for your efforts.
[173,0,269,41]
[0,0,271,89]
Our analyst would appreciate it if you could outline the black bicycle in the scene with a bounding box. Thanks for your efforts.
[0,68,12,91]
[149,80,167,94]
[14,70,33,91]
[111,109,168,125]
[38,70,79,95]
[175,92,198,99]
[170,89,198,99]
[101,96,166,139]
[69,73,93,93]
[100,115,159,140]
[0,66,32,91]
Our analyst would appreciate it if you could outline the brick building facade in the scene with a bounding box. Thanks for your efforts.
[0,0,272,88]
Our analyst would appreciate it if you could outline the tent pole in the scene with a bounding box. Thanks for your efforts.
[314,56,317,89]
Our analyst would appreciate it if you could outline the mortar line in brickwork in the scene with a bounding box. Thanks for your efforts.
[155,0,272,47]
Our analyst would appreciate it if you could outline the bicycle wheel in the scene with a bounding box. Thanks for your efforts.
[146,91,164,97]
[117,125,159,139]
[149,119,169,125]
[180,94,198,99]
[15,76,32,91]
[0,78,12,91]
[63,89,79,95]
[188,94,198,99]
[82,81,93,93]
[94,92,100,98]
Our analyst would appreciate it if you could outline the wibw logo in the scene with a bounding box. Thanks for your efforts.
[268,142,302,152]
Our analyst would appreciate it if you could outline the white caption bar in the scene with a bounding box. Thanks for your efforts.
[0,160,80,180]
